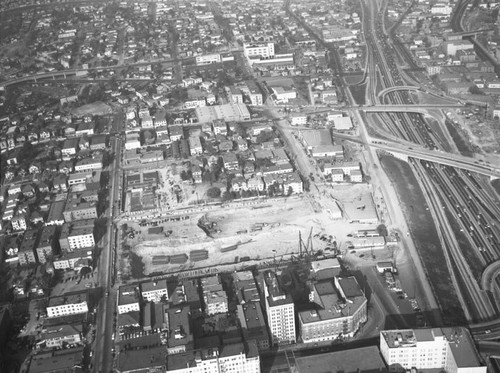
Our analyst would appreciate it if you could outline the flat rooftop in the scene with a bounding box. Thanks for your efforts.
[442,327,482,368]
[141,279,168,293]
[381,327,482,368]
[118,285,140,306]
[167,348,218,370]
[29,349,84,373]
[48,292,88,307]
[263,271,293,307]
[295,346,387,373]
[117,346,165,372]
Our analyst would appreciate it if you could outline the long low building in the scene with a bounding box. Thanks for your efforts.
[46,292,88,318]
[195,103,251,123]
[117,342,260,373]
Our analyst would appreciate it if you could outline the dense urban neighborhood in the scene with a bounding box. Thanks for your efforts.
[1,0,500,372]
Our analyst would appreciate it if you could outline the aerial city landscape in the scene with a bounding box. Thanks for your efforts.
[0,0,500,372]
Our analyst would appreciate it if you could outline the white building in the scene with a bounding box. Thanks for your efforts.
[350,169,363,183]
[141,279,169,303]
[263,271,296,346]
[188,136,203,155]
[74,158,102,172]
[67,227,95,250]
[202,276,229,316]
[141,115,154,128]
[290,114,307,126]
[47,292,89,318]
[11,214,27,231]
[380,328,487,373]
[332,116,353,130]
[159,342,260,373]
[196,54,221,65]
[125,133,141,150]
[184,98,206,109]
[243,42,275,58]
[117,285,141,314]
[272,86,297,103]
[41,324,82,349]
[431,3,453,15]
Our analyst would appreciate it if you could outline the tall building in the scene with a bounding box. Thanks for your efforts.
[263,270,296,346]
[18,229,38,265]
[380,328,487,373]
[36,225,58,264]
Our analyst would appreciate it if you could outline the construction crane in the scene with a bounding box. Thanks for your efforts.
[299,227,314,259]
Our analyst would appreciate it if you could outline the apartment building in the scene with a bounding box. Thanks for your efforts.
[263,270,296,346]
[59,220,95,252]
[141,279,169,303]
[36,225,58,264]
[201,275,229,315]
[46,292,89,318]
[117,285,141,314]
[63,196,97,222]
[18,229,38,265]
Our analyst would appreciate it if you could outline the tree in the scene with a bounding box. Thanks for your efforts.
[180,170,192,181]
[207,187,221,198]
[468,85,484,95]
[222,190,231,201]
[377,224,388,237]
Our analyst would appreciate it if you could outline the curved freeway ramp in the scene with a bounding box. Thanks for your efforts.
[481,260,500,304]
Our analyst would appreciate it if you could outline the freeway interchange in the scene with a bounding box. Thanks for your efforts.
[359,0,500,337]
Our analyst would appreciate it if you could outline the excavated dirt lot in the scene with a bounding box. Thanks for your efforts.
[121,195,382,277]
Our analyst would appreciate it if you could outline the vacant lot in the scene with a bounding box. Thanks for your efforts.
[71,101,113,116]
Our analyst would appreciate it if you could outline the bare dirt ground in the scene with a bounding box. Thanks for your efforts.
[463,119,500,155]
[70,101,113,116]
[121,194,383,277]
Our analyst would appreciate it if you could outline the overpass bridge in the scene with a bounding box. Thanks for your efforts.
[370,141,500,178]
[377,86,462,105]
[447,28,495,39]
[377,85,422,100]
[358,104,464,113]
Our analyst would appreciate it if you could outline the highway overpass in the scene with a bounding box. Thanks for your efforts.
[370,141,500,178]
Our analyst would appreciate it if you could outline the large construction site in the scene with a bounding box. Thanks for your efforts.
[118,186,391,280]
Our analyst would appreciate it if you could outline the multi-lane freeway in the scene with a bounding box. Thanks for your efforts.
[360,0,500,331]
